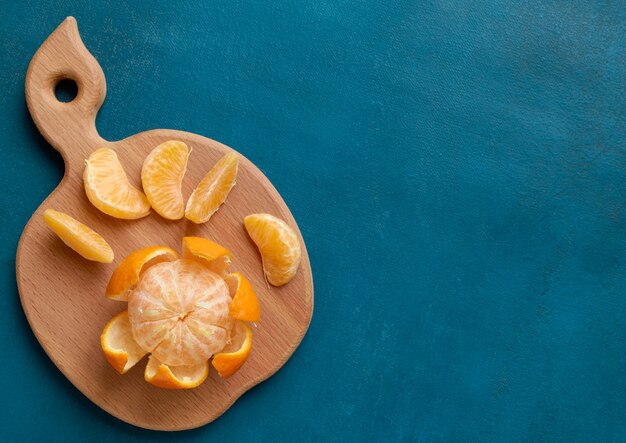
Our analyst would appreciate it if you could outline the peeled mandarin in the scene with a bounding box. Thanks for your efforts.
[128,260,233,366]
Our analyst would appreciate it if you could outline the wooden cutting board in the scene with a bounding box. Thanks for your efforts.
[15,17,313,431]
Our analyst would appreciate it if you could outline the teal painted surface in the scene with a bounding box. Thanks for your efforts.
[1,1,625,441]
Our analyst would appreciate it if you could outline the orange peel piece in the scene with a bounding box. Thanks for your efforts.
[144,355,209,389]
[212,320,252,378]
[105,246,178,301]
[101,311,147,374]
[225,272,260,322]
[182,236,232,275]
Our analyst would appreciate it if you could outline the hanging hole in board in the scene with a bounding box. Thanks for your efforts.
[54,79,78,103]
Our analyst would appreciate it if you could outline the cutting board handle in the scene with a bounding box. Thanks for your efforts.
[25,17,107,165]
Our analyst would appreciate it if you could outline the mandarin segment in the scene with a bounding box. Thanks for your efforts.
[185,152,239,224]
[105,246,178,301]
[43,209,114,263]
[244,213,302,286]
[84,147,151,219]
[101,311,148,374]
[141,141,190,220]
[225,272,260,322]
[212,320,252,378]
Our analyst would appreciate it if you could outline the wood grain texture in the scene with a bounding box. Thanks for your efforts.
[16,17,313,431]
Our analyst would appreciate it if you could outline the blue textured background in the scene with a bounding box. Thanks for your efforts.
[1,1,625,441]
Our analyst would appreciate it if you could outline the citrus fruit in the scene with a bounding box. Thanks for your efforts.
[141,141,190,220]
[225,272,260,322]
[144,355,209,389]
[212,320,252,378]
[244,213,301,286]
[105,246,178,301]
[43,209,114,263]
[128,259,233,366]
[101,238,258,388]
[185,152,239,224]
[182,236,232,275]
[84,147,150,219]
[101,310,147,374]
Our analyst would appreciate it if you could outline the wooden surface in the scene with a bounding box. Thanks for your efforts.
[16,17,313,431]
